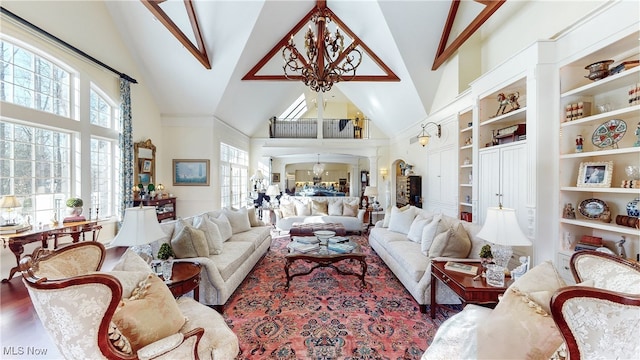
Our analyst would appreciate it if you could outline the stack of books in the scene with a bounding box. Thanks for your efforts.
[292,236,319,244]
[328,236,349,244]
[327,242,355,253]
[0,224,32,235]
[287,241,320,253]
[574,235,602,251]
[444,261,478,276]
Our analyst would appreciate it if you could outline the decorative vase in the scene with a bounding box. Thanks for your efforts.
[626,197,640,218]
[66,206,83,217]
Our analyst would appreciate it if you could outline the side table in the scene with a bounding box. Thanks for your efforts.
[165,261,201,301]
[430,259,512,318]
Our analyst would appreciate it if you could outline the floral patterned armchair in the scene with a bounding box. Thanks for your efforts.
[549,250,640,359]
[551,286,640,359]
[20,242,239,360]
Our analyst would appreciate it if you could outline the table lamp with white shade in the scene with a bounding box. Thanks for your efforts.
[0,195,21,226]
[363,186,378,208]
[111,205,165,263]
[476,204,532,286]
[265,185,280,207]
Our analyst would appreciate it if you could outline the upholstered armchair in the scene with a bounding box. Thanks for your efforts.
[551,286,640,359]
[548,250,640,359]
[569,250,640,293]
[20,242,239,360]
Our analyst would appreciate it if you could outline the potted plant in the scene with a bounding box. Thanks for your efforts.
[157,243,174,261]
[65,197,84,216]
[147,183,156,198]
[479,244,494,269]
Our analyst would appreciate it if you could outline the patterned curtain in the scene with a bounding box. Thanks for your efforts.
[119,77,134,220]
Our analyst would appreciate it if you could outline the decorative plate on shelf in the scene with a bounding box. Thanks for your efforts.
[578,198,608,219]
[591,119,626,148]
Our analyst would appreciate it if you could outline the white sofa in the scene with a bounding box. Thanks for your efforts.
[273,196,365,233]
[150,207,271,310]
[368,207,486,312]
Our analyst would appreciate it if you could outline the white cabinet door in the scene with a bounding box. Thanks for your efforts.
[478,147,501,222]
[427,146,457,210]
[478,143,527,229]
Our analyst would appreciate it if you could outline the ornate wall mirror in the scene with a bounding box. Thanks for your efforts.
[134,139,156,186]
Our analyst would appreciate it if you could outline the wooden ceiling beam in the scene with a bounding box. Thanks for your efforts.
[432,0,505,71]
[140,0,211,69]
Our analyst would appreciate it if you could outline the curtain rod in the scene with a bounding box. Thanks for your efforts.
[0,7,138,84]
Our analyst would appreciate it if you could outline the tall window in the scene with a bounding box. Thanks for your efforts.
[220,143,248,209]
[0,36,120,223]
[0,39,71,117]
[0,122,71,224]
[90,88,112,128]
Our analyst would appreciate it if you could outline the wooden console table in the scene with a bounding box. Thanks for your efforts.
[1,220,102,283]
[133,196,176,222]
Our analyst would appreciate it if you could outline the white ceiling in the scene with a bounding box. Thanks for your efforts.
[104,0,488,139]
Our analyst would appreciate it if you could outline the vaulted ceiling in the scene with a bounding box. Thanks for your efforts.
[104,0,500,138]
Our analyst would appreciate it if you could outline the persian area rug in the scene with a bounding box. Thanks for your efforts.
[224,234,460,360]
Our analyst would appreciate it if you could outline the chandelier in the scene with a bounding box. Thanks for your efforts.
[312,154,325,176]
[282,2,362,92]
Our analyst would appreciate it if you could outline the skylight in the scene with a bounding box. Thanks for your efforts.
[278,94,307,120]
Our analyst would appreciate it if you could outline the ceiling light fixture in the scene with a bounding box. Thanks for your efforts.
[417,122,442,147]
[282,1,362,92]
[313,154,325,176]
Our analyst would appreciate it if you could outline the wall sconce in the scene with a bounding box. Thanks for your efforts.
[417,122,442,147]
[380,168,388,180]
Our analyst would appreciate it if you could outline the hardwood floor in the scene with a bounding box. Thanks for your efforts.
[0,245,125,359]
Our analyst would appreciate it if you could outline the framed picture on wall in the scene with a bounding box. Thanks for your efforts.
[272,172,280,183]
[173,159,210,186]
[142,159,152,173]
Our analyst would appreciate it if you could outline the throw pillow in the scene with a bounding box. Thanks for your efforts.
[388,206,416,235]
[342,200,359,217]
[209,213,233,241]
[311,200,328,215]
[328,199,343,216]
[170,220,209,258]
[294,199,311,216]
[477,261,567,359]
[247,206,262,227]
[280,201,296,218]
[421,213,442,255]
[407,216,429,243]
[192,215,223,255]
[112,248,152,272]
[428,222,471,258]
[222,207,252,234]
[112,274,186,352]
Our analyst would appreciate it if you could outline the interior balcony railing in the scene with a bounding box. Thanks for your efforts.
[269,117,369,139]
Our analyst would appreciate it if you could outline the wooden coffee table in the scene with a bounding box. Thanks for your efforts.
[166,261,201,301]
[430,259,512,318]
[284,239,366,290]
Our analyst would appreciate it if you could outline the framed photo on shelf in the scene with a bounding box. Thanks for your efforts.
[173,159,210,186]
[142,159,152,173]
[577,161,613,188]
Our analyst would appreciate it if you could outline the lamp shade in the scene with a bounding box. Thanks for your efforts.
[418,134,430,147]
[476,207,531,246]
[363,186,378,197]
[0,195,20,209]
[111,206,165,247]
[266,185,280,197]
[252,170,265,181]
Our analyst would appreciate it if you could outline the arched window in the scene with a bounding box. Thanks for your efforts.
[1,36,120,224]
